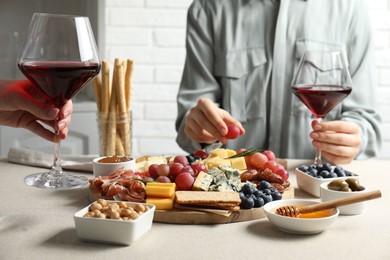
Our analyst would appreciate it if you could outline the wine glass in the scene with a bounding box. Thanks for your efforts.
[291,50,352,165]
[18,13,101,189]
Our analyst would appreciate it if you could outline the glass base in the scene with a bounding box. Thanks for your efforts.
[24,171,88,189]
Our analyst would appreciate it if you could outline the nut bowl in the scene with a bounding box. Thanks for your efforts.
[296,164,359,197]
[92,156,136,177]
[263,199,339,235]
[74,200,155,246]
[320,180,367,215]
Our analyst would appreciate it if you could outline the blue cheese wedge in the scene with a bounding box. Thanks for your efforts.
[193,171,213,191]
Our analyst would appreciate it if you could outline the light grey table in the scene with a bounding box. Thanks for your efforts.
[1,158,389,260]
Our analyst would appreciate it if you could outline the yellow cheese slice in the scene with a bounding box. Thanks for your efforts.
[229,157,247,171]
[146,198,174,210]
[146,183,176,198]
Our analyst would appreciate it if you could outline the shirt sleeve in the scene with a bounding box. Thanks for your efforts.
[175,0,222,153]
[341,0,382,159]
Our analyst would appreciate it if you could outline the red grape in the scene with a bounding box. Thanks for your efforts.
[275,169,289,180]
[181,165,195,176]
[157,164,170,177]
[156,176,172,183]
[191,163,207,177]
[175,172,194,190]
[225,124,241,139]
[169,162,184,178]
[263,150,276,161]
[250,152,268,169]
[264,160,278,173]
[194,150,208,160]
[148,164,159,179]
[174,155,189,166]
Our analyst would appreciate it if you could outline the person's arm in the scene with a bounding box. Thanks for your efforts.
[0,80,72,142]
[176,1,230,152]
[310,1,382,162]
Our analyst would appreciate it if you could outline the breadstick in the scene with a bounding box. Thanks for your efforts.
[125,59,134,112]
[92,76,102,111]
[106,60,119,156]
[101,60,111,113]
[114,58,131,156]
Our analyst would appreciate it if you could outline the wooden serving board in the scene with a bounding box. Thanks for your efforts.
[153,186,294,224]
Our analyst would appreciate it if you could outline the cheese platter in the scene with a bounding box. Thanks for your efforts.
[88,148,293,224]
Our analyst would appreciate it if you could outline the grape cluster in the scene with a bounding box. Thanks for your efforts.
[298,163,357,179]
[239,181,282,210]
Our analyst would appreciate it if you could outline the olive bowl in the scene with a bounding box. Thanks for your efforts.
[296,166,360,197]
[320,181,368,215]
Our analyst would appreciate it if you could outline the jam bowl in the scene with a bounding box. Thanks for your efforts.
[92,155,136,177]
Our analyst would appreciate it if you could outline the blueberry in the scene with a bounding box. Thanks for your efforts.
[241,183,253,195]
[260,194,273,204]
[252,189,261,198]
[253,197,265,208]
[320,170,330,178]
[329,172,338,178]
[308,168,318,177]
[262,188,272,195]
[239,192,246,201]
[298,165,309,172]
[259,180,272,190]
[271,191,282,200]
[345,170,356,177]
[323,162,332,172]
[240,195,255,209]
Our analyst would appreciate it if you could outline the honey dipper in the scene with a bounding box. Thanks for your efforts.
[276,190,381,217]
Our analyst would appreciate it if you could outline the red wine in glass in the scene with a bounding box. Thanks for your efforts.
[291,50,353,165]
[291,85,352,119]
[19,61,100,108]
[18,13,101,189]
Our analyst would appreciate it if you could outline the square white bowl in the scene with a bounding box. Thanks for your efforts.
[296,167,359,197]
[74,201,155,246]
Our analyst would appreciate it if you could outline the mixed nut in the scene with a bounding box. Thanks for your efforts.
[83,198,149,221]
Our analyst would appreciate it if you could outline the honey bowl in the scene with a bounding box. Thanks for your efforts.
[92,155,136,177]
[263,199,339,234]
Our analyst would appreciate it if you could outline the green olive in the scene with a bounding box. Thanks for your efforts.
[327,179,349,191]
[345,178,365,191]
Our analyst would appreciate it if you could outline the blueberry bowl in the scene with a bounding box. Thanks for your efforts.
[296,163,359,197]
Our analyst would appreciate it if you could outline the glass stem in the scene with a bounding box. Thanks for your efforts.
[51,127,63,176]
[314,118,323,165]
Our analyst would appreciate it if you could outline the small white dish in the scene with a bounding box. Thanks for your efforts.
[296,167,359,197]
[74,201,155,246]
[263,199,339,235]
[92,156,136,177]
[320,181,367,215]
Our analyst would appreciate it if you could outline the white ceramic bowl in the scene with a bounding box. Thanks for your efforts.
[296,167,359,197]
[74,201,155,245]
[320,181,367,215]
[263,199,339,234]
[92,156,136,177]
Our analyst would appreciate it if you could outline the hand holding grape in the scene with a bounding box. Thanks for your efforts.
[184,98,245,144]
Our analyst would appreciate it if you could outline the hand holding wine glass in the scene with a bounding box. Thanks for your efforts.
[291,50,353,165]
[18,13,101,189]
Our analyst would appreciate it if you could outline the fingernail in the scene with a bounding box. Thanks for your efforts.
[58,122,65,129]
[46,108,58,118]
[311,133,319,139]
[313,141,320,147]
[314,124,322,131]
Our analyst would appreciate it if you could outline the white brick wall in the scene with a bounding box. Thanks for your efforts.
[104,0,390,159]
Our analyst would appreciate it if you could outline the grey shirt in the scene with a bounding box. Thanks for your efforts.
[176,0,382,159]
